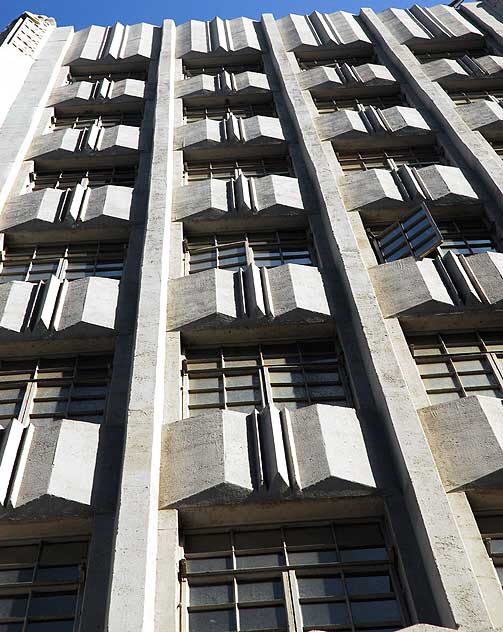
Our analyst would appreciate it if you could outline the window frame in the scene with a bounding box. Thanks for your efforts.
[336,146,444,172]
[183,157,294,183]
[30,166,138,191]
[180,518,410,632]
[182,338,352,418]
[183,60,264,79]
[183,101,277,124]
[314,93,405,114]
[52,111,144,130]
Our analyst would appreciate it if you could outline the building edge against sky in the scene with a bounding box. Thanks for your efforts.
[1,2,503,631]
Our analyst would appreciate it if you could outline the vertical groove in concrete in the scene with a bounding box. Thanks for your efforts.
[107,19,175,632]
[261,11,493,630]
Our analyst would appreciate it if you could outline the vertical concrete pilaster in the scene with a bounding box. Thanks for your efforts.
[261,12,495,630]
[107,19,175,632]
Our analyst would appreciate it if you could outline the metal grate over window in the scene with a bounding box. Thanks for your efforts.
[181,520,408,632]
[0,354,113,424]
[476,516,503,588]
[408,331,503,404]
[448,89,503,105]
[52,111,143,130]
[0,537,89,631]
[414,47,490,63]
[67,70,148,83]
[185,230,315,274]
[31,166,137,191]
[0,241,128,283]
[336,146,443,172]
[314,93,405,114]
[184,339,351,416]
[184,102,277,123]
[368,212,498,263]
[296,54,376,71]
[184,157,293,182]
[183,60,263,78]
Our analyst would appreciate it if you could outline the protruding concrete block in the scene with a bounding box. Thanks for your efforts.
[355,63,396,86]
[277,11,371,52]
[465,251,503,305]
[419,396,503,491]
[176,17,261,58]
[84,185,133,224]
[233,71,271,93]
[160,410,254,507]
[342,169,403,211]
[317,110,368,142]
[381,105,431,135]
[167,268,237,330]
[423,59,469,83]
[477,55,503,77]
[175,119,220,149]
[28,128,80,160]
[174,175,304,222]
[290,404,376,494]
[418,164,478,204]
[267,264,331,321]
[458,99,503,139]
[56,277,119,335]
[0,188,62,231]
[0,282,35,332]
[299,66,343,91]
[12,419,100,509]
[369,257,455,318]
[99,125,139,154]
[300,63,396,92]
[50,78,145,107]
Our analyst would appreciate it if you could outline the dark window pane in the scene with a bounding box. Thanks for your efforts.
[238,580,283,602]
[185,534,231,554]
[190,584,232,606]
[26,623,75,632]
[234,530,282,550]
[301,602,349,626]
[285,526,333,547]
[28,592,77,617]
[288,550,338,565]
[0,568,33,584]
[236,553,284,569]
[346,574,393,595]
[297,576,344,598]
[187,557,232,573]
[0,596,28,617]
[36,565,80,582]
[239,605,286,630]
[351,599,401,623]
[340,547,388,562]
[189,609,236,632]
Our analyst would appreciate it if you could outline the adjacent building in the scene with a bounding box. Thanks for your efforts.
[0,2,503,630]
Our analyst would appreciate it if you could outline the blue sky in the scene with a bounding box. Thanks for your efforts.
[1,0,440,30]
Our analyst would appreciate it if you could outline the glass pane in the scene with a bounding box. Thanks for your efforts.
[236,553,284,569]
[186,557,231,573]
[0,625,23,632]
[26,623,75,631]
[423,376,457,390]
[189,609,236,632]
[185,533,231,553]
[234,530,282,550]
[0,545,38,565]
[239,605,286,630]
[0,596,28,617]
[238,580,283,602]
[335,524,383,547]
[0,568,33,584]
[340,547,388,562]
[460,373,497,387]
[36,566,80,582]
[190,584,232,606]
[346,574,393,595]
[490,539,503,554]
[285,526,333,546]
[297,576,344,598]
[28,592,77,616]
[288,550,338,565]
[39,542,87,565]
[301,602,349,626]
[351,599,401,623]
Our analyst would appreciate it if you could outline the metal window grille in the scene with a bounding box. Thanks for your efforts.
[336,146,443,172]
[183,101,277,124]
[0,354,113,425]
[184,230,316,274]
[368,213,498,263]
[183,339,351,416]
[31,166,137,191]
[183,60,263,78]
[448,89,503,105]
[184,157,293,182]
[67,70,148,83]
[414,47,490,63]
[476,516,503,588]
[314,93,405,114]
[181,519,408,632]
[0,241,128,283]
[52,111,143,130]
[408,331,503,404]
[296,54,376,71]
[0,537,89,630]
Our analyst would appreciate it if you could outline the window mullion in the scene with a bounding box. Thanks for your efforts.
[282,570,300,632]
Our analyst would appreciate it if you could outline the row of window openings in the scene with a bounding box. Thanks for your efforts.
[66,69,148,83]
[413,45,491,64]
[182,58,264,79]
[51,111,144,130]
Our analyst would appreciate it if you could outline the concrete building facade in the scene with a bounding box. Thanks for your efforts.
[0,2,503,631]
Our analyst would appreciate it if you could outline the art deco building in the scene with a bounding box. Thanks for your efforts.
[0,1,503,630]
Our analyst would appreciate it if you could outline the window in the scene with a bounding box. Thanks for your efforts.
[0,241,127,283]
[336,146,443,172]
[414,47,490,63]
[367,210,498,263]
[314,93,405,114]
[184,157,293,182]
[408,331,503,404]
[182,520,408,632]
[67,69,148,83]
[476,516,503,588]
[448,89,503,105]
[0,537,88,631]
[185,230,316,274]
[184,102,277,124]
[184,339,351,416]
[52,111,143,130]
[296,54,376,71]
[183,59,263,78]
[0,354,113,424]
[490,141,503,157]
[31,166,137,191]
